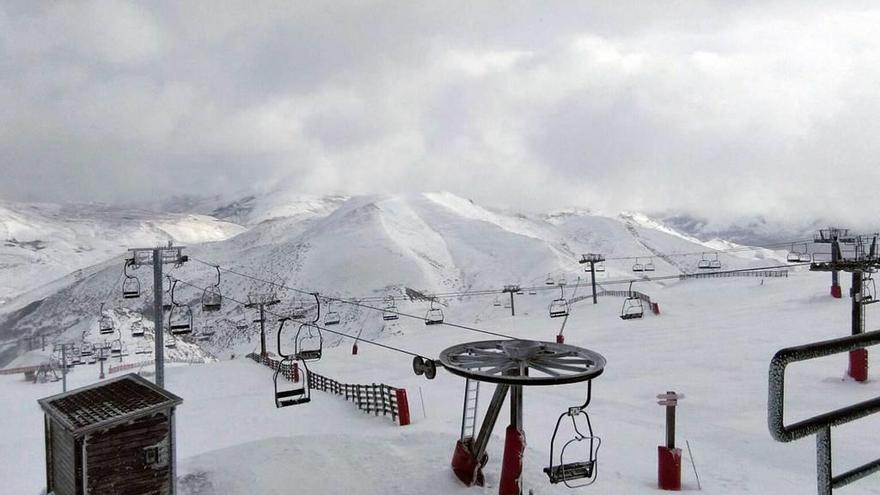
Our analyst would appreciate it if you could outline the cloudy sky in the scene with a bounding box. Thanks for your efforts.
[2,1,879,224]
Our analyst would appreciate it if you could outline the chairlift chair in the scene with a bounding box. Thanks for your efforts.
[110,340,122,354]
[80,344,94,356]
[493,297,502,307]
[709,253,722,269]
[324,301,340,326]
[545,274,556,286]
[121,260,141,299]
[503,299,511,309]
[294,293,323,361]
[632,258,645,273]
[697,253,711,270]
[98,303,115,335]
[425,299,444,325]
[168,280,193,335]
[620,283,644,320]
[275,318,311,407]
[383,298,399,321]
[201,265,223,312]
[545,383,601,488]
[165,335,177,348]
[798,243,812,263]
[863,274,877,305]
[558,276,567,286]
[786,244,801,263]
[595,261,606,273]
[549,285,569,319]
[644,258,656,272]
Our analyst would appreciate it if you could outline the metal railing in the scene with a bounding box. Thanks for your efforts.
[768,329,880,494]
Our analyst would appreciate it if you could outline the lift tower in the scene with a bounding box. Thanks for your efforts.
[810,232,879,381]
[502,285,520,317]
[579,254,605,304]
[246,292,281,358]
[127,243,188,388]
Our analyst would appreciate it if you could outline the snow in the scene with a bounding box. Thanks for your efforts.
[3,269,880,494]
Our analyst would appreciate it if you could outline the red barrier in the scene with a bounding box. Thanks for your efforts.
[658,446,682,490]
[293,362,300,382]
[499,425,525,495]
[451,438,484,486]
[652,303,661,315]
[849,349,868,382]
[831,285,842,298]
[556,334,564,344]
[395,389,411,426]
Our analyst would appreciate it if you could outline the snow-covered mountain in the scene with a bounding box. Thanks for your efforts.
[0,201,246,303]
[0,191,787,368]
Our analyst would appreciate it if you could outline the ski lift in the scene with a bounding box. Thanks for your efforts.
[786,243,801,263]
[632,258,645,272]
[529,289,537,295]
[87,354,97,365]
[201,265,222,312]
[545,274,555,286]
[136,342,152,355]
[275,317,311,407]
[425,298,444,325]
[620,282,643,320]
[119,343,129,357]
[121,259,140,299]
[383,297,399,321]
[98,303,115,335]
[798,243,812,263]
[863,274,877,305]
[110,340,122,354]
[324,300,340,326]
[503,298,511,309]
[558,276,567,286]
[165,335,176,348]
[493,297,502,307]
[295,293,323,361]
[131,311,145,337]
[644,258,656,272]
[291,300,307,319]
[168,280,193,335]
[236,319,249,331]
[549,285,569,318]
[595,261,606,273]
[352,328,364,355]
[80,343,94,356]
[294,326,322,360]
[162,274,173,311]
[709,253,721,269]
[697,253,712,270]
[545,382,601,488]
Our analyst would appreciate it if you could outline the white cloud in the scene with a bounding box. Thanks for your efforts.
[1,1,879,226]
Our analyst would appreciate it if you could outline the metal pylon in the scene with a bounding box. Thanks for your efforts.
[461,378,481,440]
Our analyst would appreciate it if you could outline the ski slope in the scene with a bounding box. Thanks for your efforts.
[3,268,879,494]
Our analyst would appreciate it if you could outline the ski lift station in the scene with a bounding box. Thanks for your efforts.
[37,374,183,495]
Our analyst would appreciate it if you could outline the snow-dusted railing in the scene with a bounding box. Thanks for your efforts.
[571,289,661,315]
[680,269,788,280]
[107,357,205,375]
[768,329,880,494]
[0,364,43,375]
[247,353,410,426]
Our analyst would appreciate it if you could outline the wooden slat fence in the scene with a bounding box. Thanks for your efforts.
[679,269,788,280]
[247,353,410,426]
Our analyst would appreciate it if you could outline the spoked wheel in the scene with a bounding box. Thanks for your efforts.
[438,340,606,385]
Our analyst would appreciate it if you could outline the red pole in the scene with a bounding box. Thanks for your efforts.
[396,389,411,426]
[498,424,525,495]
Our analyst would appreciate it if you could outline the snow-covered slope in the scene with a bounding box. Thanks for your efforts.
[0,192,786,369]
[0,201,246,303]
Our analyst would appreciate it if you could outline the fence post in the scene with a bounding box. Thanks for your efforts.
[396,389,411,426]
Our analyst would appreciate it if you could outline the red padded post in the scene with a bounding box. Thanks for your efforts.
[832,285,842,298]
[652,302,661,315]
[658,446,682,490]
[556,334,564,344]
[451,438,484,486]
[396,388,411,426]
[292,362,300,383]
[498,425,525,495]
[849,349,868,382]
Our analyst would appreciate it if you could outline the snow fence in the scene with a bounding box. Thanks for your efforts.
[247,352,410,426]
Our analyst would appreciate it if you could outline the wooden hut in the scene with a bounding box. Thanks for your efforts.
[38,373,183,495]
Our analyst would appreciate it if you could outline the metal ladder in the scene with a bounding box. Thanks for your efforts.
[460,378,481,440]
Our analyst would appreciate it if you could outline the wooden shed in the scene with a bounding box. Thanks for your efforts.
[38,373,183,495]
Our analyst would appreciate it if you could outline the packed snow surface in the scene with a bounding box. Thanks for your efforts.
[3,269,879,494]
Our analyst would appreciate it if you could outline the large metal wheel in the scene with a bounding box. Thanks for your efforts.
[439,340,606,385]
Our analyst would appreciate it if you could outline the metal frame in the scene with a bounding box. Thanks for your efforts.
[439,340,606,386]
[768,329,880,494]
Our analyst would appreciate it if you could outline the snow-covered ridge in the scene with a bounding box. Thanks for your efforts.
[0,201,245,302]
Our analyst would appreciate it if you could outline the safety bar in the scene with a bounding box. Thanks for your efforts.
[768,329,880,494]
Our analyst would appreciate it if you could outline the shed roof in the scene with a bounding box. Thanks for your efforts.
[38,373,183,435]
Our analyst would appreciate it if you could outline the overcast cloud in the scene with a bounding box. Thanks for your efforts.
[2,1,879,224]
